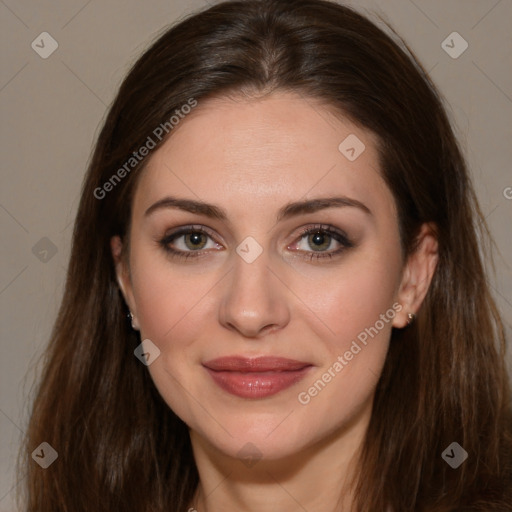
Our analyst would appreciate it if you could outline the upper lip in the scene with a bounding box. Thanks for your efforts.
[203,356,312,372]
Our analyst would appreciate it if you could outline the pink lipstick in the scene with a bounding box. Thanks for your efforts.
[203,356,312,399]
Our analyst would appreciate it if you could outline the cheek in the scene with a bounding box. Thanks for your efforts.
[294,249,401,352]
[136,283,200,343]
[129,243,208,342]
[129,250,217,424]
[292,250,401,415]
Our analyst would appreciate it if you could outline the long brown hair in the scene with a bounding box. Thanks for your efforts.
[21,1,512,510]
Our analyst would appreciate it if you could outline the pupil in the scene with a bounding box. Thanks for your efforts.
[185,233,205,249]
[310,232,329,251]
[313,233,323,245]
[189,233,203,246]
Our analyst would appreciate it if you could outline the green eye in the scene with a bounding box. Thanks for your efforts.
[307,231,334,251]
[293,224,354,261]
[159,226,219,260]
[159,224,354,261]
[182,232,208,251]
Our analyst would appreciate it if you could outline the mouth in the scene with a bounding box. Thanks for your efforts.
[202,356,313,399]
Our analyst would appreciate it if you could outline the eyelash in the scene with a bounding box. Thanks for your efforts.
[158,224,354,262]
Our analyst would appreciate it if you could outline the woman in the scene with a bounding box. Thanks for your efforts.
[21,0,512,510]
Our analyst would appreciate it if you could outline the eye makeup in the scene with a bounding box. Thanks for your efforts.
[158,223,355,262]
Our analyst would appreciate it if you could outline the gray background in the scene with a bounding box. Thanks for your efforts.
[1,0,511,509]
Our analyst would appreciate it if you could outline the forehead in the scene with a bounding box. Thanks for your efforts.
[133,92,395,223]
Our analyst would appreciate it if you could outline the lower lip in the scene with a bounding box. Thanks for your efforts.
[204,366,312,399]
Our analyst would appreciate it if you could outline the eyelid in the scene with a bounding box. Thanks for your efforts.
[159,225,221,258]
[295,223,352,244]
[288,224,354,259]
[162,224,217,239]
[159,223,354,260]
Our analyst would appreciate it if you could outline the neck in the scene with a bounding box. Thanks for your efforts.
[188,400,372,512]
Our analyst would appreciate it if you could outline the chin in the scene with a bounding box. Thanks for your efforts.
[189,405,332,464]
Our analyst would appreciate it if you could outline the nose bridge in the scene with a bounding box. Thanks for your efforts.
[218,236,290,337]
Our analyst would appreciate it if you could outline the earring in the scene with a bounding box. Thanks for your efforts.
[407,312,416,325]
[128,311,137,330]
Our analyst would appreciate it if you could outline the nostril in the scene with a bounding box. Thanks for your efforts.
[260,324,280,336]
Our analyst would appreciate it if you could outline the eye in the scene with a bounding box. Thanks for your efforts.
[159,225,222,260]
[289,224,354,261]
[159,224,354,262]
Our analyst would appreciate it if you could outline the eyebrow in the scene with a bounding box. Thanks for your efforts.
[144,195,372,221]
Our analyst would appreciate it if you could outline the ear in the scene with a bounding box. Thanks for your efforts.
[392,223,439,328]
[111,235,140,330]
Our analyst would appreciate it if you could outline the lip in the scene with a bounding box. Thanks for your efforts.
[203,356,313,399]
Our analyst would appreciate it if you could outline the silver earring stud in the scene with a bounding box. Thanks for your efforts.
[407,312,416,325]
[128,311,136,329]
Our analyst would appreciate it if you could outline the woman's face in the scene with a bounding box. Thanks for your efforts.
[113,92,414,462]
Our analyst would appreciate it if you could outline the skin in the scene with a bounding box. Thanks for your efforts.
[112,92,438,511]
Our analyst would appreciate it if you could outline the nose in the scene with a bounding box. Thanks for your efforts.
[218,248,291,339]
